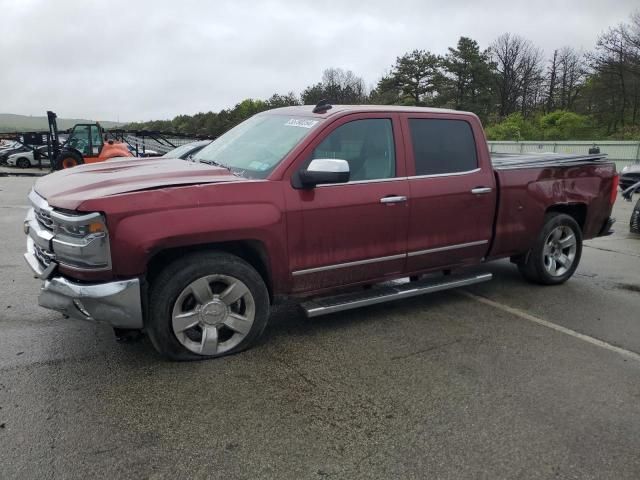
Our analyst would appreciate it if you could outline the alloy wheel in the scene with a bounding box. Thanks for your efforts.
[171,274,256,355]
[542,225,577,277]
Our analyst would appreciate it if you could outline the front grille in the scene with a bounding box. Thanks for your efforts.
[33,242,55,268]
[35,208,54,230]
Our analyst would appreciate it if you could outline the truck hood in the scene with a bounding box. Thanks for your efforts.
[34,158,244,210]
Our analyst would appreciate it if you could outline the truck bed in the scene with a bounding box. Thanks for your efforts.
[491,152,610,170]
[488,152,617,260]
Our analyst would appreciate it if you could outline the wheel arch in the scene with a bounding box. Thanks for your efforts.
[145,240,274,302]
[545,203,587,231]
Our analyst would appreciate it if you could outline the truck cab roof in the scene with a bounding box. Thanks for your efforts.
[266,104,474,119]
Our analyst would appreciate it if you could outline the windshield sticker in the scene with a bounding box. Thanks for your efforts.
[284,119,318,129]
[248,161,270,171]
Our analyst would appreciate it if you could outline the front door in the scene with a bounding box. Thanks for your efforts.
[402,114,497,272]
[286,114,410,293]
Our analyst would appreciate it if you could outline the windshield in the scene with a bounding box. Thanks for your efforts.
[192,114,322,178]
[161,142,207,159]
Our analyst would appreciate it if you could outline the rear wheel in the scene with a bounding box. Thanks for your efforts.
[518,213,582,285]
[147,251,270,361]
[54,150,84,170]
[16,157,31,168]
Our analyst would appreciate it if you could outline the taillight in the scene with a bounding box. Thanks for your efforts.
[610,174,619,205]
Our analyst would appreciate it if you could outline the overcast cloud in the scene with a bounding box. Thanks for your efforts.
[0,0,637,121]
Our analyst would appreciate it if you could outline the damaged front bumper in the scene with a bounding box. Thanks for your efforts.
[37,276,143,329]
[24,233,143,329]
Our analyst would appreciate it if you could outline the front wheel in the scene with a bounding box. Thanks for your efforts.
[16,157,31,168]
[518,213,583,285]
[147,251,270,361]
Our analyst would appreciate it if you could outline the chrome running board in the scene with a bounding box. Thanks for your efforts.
[300,273,492,318]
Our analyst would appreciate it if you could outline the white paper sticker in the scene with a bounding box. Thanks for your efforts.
[284,119,319,129]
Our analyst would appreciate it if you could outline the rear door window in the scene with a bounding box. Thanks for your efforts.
[408,119,477,175]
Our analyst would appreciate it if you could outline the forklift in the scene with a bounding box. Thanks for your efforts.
[47,111,132,170]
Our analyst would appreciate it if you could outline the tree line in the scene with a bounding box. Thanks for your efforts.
[126,11,640,141]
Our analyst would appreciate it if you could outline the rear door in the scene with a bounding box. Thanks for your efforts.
[285,113,410,293]
[402,114,496,272]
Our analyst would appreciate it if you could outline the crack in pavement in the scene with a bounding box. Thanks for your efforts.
[584,244,640,258]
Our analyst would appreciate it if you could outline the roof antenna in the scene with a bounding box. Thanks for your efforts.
[313,99,333,114]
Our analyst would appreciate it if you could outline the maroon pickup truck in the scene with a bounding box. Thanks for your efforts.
[24,104,618,360]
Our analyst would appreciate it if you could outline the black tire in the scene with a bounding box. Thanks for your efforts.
[16,157,31,168]
[517,213,583,285]
[146,251,270,361]
[631,198,640,234]
[54,150,84,170]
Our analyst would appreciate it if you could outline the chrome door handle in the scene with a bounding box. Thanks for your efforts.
[471,187,493,194]
[380,195,407,204]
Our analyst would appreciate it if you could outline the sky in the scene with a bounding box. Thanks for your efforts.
[0,0,637,122]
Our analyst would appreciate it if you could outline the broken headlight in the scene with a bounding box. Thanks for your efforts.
[51,211,111,270]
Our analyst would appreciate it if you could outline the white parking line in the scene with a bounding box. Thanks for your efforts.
[460,291,640,363]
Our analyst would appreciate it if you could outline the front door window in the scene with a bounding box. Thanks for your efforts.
[311,119,396,182]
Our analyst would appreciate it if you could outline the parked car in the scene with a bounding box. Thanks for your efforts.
[621,178,640,234]
[0,144,29,164]
[24,105,618,361]
[620,163,640,190]
[0,141,20,152]
[161,140,212,160]
[138,149,160,158]
[7,145,50,168]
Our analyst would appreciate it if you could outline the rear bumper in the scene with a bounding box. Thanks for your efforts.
[597,217,616,237]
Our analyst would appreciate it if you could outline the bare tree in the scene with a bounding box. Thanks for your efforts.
[302,68,369,105]
[546,50,559,112]
[587,17,640,131]
[557,47,585,109]
[490,33,544,117]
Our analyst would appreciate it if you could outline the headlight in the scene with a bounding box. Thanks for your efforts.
[51,211,111,269]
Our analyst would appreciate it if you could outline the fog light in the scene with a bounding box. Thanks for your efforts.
[73,299,91,318]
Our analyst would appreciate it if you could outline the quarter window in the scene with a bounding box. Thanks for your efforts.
[312,119,396,181]
[408,119,477,175]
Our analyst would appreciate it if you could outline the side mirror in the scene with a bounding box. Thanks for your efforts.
[295,159,350,188]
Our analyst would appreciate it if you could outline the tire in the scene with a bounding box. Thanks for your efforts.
[631,198,640,234]
[16,157,31,168]
[54,150,84,170]
[517,213,583,285]
[146,251,270,361]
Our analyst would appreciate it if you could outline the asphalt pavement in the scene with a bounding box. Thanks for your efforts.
[1,177,639,479]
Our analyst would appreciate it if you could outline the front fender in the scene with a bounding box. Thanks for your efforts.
[85,182,290,292]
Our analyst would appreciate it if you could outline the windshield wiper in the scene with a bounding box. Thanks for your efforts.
[197,158,244,177]
[198,158,229,169]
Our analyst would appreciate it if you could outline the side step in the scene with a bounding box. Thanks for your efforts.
[300,273,492,318]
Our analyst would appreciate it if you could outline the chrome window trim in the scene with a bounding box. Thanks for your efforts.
[314,167,483,186]
[292,240,489,276]
[407,240,489,257]
[409,168,481,179]
[292,253,405,276]
[316,177,406,187]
